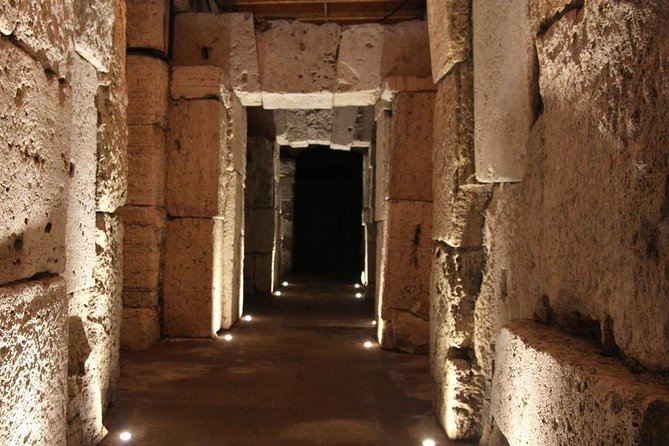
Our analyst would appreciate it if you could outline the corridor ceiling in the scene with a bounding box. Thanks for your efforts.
[188,0,427,24]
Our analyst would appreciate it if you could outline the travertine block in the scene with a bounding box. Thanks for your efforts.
[275,109,334,147]
[0,39,71,284]
[391,309,429,354]
[74,0,115,72]
[96,0,128,212]
[126,55,169,126]
[0,276,67,446]
[335,24,384,106]
[172,13,261,105]
[331,106,358,150]
[473,0,533,182]
[127,125,166,206]
[66,55,98,294]
[253,253,274,295]
[427,0,471,82]
[164,218,223,337]
[246,208,277,254]
[246,137,278,208]
[119,206,165,308]
[257,21,340,109]
[219,172,244,329]
[436,358,484,440]
[121,308,160,350]
[434,184,492,247]
[493,320,669,445]
[127,0,170,53]
[0,0,74,76]
[170,66,228,100]
[387,92,434,202]
[380,200,432,317]
[381,21,432,78]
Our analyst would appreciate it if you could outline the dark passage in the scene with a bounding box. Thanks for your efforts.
[293,147,363,276]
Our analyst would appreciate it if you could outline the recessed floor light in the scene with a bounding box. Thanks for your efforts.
[274,291,282,297]
[223,334,233,342]
[119,431,132,442]
[422,439,436,446]
[242,315,253,322]
[355,283,361,289]
[282,281,288,286]
[355,292,363,299]
[363,341,374,349]
[372,320,377,326]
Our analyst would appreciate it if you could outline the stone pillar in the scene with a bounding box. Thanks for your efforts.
[279,159,296,277]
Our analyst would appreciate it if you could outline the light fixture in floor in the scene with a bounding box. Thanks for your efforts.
[274,290,282,297]
[355,283,361,289]
[223,334,233,342]
[282,281,288,286]
[355,292,363,299]
[372,320,377,326]
[422,439,436,446]
[242,315,253,322]
[119,431,132,442]
[363,341,374,349]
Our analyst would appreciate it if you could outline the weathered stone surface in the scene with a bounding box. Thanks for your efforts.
[374,105,391,221]
[331,106,358,150]
[66,55,98,294]
[257,21,340,109]
[164,218,223,337]
[127,125,166,206]
[246,136,277,208]
[170,66,228,101]
[172,13,261,105]
[335,24,383,106]
[434,184,492,248]
[493,320,669,445]
[380,200,432,318]
[427,0,471,82]
[0,0,74,76]
[74,0,115,72]
[167,99,227,217]
[352,106,375,147]
[95,0,128,213]
[127,54,168,126]
[252,252,274,295]
[275,109,334,147]
[387,92,434,202]
[119,206,165,308]
[0,276,67,446]
[391,309,429,354]
[381,21,432,78]
[127,0,170,53]
[246,208,277,254]
[436,358,484,441]
[0,38,71,284]
[473,0,533,182]
[121,308,160,351]
[219,172,244,329]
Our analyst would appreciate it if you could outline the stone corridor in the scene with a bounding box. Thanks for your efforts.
[100,276,454,446]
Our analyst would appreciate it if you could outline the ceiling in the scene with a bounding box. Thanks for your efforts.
[188,0,427,24]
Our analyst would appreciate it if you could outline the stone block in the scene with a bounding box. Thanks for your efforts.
[164,218,223,337]
[172,13,261,105]
[121,308,160,351]
[246,137,278,209]
[119,206,165,307]
[434,184,492,247]
[126,54,169,126]
[331,106,358,150]
[66,55,98,294]
[0,38,71,285]
[0,0,74,76]
[493,320,669,445]
[381,21,432,79]
[473,0,533,182]
[275,109,334,147]
[95,0,128,213]
[127,124,166,206]
[380,200,432,317]
[352,106,375,147]
[167,99,227,217]
[170,66,228,100]
[387,92,435,202]
[246,208,277,254]
[435,358,484,440]
[391,309,429,354]
[73,0,115,72]
[427,0,471,82]
[0,276,67,446]
[219,172,244,329]
[127,0,170,53]
[257,21,340,109]
[253,253,274,294]
[335,24,384,106]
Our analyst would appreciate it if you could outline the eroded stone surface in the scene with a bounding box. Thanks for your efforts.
[73,0,115,71]
[427,0,470,82]
[493,320,669,445]
[127,125,166,206]
[170,66,228,101]
[335,24,383,106]
[121,308,160,351]
[0,38,71,284]
[0,276,68,446]
[127,0,170,53]
[126,55,169,127]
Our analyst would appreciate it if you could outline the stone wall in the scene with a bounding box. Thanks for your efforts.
[0,0,128,444]
[427,0,669,443]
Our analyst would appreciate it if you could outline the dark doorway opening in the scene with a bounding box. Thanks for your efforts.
[293,147,363,277]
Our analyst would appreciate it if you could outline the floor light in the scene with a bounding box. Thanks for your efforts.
[363,341,374,349]
[119,431,132,442]
[242,315,253,322]
[422,439,436,446]
[223,334,233,342]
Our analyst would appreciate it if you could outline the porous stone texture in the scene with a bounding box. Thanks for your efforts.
[0,0,74,76]
[127,0,170,53]
[95,0,128,212]
[246,137,277,209]
[257,21,341,109]
[275,109,334,148]
[68,213,124,446]
[219,172,245,328]
[172,13,261,104]
[121,308,161,351]
[119,206,166,310]
[436,357,485,441]
[0,276,68,446]
[66,54,98,294]
[331,106,358,150]
[163,218,223,337]
[126,55,169,127]
[73,0,115,72]
[170,66,228,101]
[472,0,534,182]
[0,38,71,285]
[335,24,384,106]
[381,21,432,78]
[127,124,166,206]
[492,320,669,445]
[427,0,471,83]
[279,159,296,276]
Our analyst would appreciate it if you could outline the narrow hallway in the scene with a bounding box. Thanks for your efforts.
[101,276,454,446]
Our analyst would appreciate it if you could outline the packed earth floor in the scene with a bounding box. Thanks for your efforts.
[100,275,458,446]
